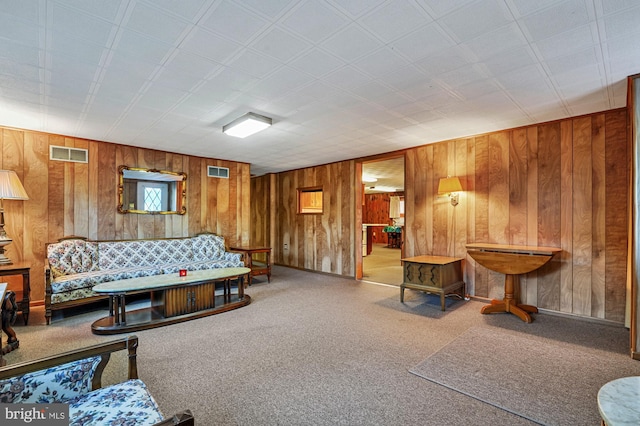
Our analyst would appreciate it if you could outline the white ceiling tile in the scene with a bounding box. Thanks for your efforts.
[289,48,344,78]
[602,6,640,40]
[519,0,591,41]
[237,0,296,19]
[323,66,374,90]
[1,0,40,22]
[0,62,40,92]
[228,50,282,78]
[481,47,538,76]
[415,0,477,18]
[164,50,221,79]
[282,1,349,43]
[439,0,512,42]
[390,22,455,61]
[180,27,242,63]
[508,0,568,17]
[52,0,124,22]
[250,27,311,63]
[143,0,209,21]
[321,24,382,62]
[50,2,115,44]
[545,48,599,75]
[0,14,40,48]
[534,24,596,60]
[465,23,528,60]
[382,66,430,92]
[49,31,106,65]
[352,47,410,79]
[201,1,269,44]
[125,2,191,44]
[249,66,315,100]
[359,0,431,43]
[413,45,474,76]
[328,0,386,18]
[114,29,173,65]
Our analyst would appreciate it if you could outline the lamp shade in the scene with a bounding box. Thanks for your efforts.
[437,176,462,194]
[0,170,28,200]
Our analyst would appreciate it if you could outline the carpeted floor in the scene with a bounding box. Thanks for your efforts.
[410,326,640,425]
[4,266,637,425]
[362,243,403,285]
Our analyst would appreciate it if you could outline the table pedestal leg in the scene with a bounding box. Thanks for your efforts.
[480,274,538,323]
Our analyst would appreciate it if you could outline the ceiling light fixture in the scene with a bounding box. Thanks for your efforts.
[362,175,377,183]
[222,112,272,138]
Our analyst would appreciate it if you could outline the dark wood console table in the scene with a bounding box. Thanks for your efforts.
[466,243,561,323]
[400,255,465,311]
[229,246,271,286]
[0,262,30,325]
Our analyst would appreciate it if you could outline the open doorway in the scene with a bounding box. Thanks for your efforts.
[361,156,405,286]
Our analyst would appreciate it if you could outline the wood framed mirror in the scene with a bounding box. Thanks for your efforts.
[118,165,187,215]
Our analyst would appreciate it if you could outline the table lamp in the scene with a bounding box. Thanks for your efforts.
[0,170,29,265]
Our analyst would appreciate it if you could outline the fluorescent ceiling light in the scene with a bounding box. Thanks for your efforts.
[222,112,272,138]
[362,175,377,183]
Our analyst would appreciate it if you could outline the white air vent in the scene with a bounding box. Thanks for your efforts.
[207,166,229,178]
[50,145,88,163]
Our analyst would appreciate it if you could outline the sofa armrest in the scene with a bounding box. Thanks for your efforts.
[153,410,195,426]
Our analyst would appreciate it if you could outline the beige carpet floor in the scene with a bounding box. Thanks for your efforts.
[3,266,636,426]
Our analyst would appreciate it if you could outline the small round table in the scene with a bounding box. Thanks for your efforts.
[598,376,640,425]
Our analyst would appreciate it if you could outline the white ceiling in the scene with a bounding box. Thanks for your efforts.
[1,0,638,177]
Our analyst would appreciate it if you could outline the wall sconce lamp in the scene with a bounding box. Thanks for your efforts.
[438,176,463,206]
[223,112,272,138]
[0,170,29,265]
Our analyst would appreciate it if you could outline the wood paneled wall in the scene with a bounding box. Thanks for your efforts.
[260,108,629,323]
[273,162,355,275]
[1,126,250,302]
[407,109,628,322]
[363,193,394,244]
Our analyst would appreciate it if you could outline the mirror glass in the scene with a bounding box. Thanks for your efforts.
[118,166,187,215]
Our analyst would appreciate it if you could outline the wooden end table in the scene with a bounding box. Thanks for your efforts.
[400,255,465,311]
[0,262,30,325]
[229,246,271,286]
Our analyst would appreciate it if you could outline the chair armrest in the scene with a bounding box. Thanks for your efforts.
[152,410,195,426]
[0,335,139,389]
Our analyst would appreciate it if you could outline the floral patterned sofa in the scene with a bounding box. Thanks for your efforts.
[45,233,243,324]
[0,335,194,425]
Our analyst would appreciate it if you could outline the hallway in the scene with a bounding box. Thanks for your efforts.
[362,243,403,286]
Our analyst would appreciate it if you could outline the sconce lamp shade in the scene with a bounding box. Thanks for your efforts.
[438,176,462,195]
[223,112,272,138]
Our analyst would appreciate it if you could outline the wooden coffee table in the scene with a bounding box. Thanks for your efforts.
[91,267,250,335]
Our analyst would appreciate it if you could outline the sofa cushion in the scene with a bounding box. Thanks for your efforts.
[98,239,193,270]
[192,234,226,261]
[68,379,164,426]
[0,357,102,403]
[50,266,165,294]
[47,239,99,278]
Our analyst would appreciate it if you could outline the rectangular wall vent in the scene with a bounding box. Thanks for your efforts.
[50,145,88,163]
[207,166,229,178]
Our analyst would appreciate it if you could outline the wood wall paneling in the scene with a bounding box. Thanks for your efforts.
[0,126,250,302]
[261,108,629,323]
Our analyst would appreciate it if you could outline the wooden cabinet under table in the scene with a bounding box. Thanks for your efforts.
[400,255,465,311]
[229,246,271,286]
